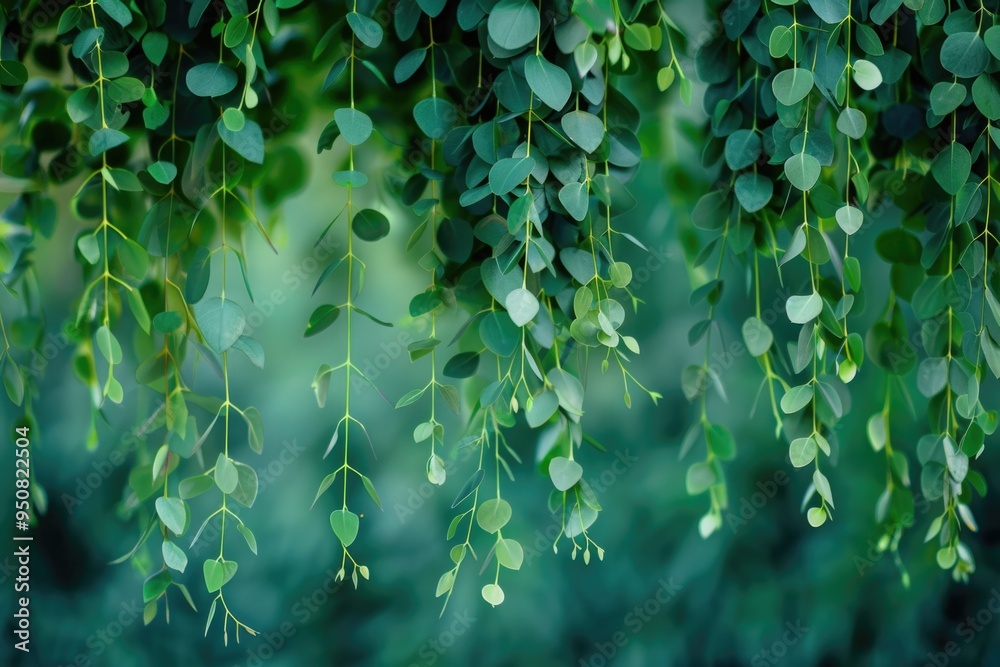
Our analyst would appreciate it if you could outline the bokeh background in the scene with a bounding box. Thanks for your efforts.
[4,2,1000,666]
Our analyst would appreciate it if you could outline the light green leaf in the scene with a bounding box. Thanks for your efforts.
[330,509,360,547]
[742,317,773,357]
[786,293,823,324]
[489,156,536,195]
[784,153,821,191]
[334,108,373,145]
[940,32,990,78]
[561,110,604,153]
[852,59,882,90]
[155,497,189,535]
[476,498,512,533]
[789,437,817,468]
[772,68,814,106]
[482,583,505,606]
[186,63,238,97]
[505,288,539,327]
[487,0,539,51]
[931,142,972,196]
[194,297,246,353]
[548,456,583,491]
[214,454,239,494]
[413,97,456,140]
[524,54,572,110]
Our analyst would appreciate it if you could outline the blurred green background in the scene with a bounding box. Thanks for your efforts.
[4,2,1000,666]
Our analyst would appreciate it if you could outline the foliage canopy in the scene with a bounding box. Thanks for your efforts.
[1,0,999,644]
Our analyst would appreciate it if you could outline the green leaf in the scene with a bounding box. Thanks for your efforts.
[443,351,480,378]
[784,153,821,191]
[229,461,259,507]
[304,304,340,337]
[89,128,129,156]
[352,209,390,241]
[561,110,604,153]
[734,173,773,213]
[930,81,967,116]
[482,583,505,606]
[148,161,177,185]
[724,129,761,170]
[489,156,536,195]
[334,108,373,145]
[347,11,383,48]
[855,23,884,55]
[555,181,586,222]
[609,261,632,288]
[237,524,257,555]
[119,239,148,279]
[413,97,456,140]
[186,63,238,97]
[741,317,773,356]
[685,462,717,495]
[222,107,246,132]
[656,66,675,91]
[155,497,189,535]
[76,232,101,264]
[505,288,539,327]
[194,297,246,353]
[813,470,835,509]
[836,108,867,140]
[143,570,172,603]
[806,506,827,527]
[786,292,822,324]
[940,32,990,78]
[361,475,382,510]
[487,0,539,51]
[808,0,848,23]
[203,558,238,593]
[524,54,572,110]
[217,118,264,164]
[496,538,524,570]
[476,498,512,533]
[852,59,882,90]
[781,383,815,415]
[835,205,864,235]
[527,391,559,427]
[452,469,485,508]
[394,48,427,83]
[706,423,736,460]
[214,454,239,494]
[0,60,28,86]
[771,68,814,106]
[97,0,132,26]
[972,74,1000,121]
[931,142,972,196]
[232,336,265,369]
[185,247,212,304]
[162,541,188,572]
[330,509,360,547]
[95,325,123,364]
[789,437,817,468]
[179,475,214,500]
[108,77,145,103]
[548,456,583,491]
[917,357,948,398]
[142,32,168,66]
[72,27,104,58]
[224,15,249,47]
